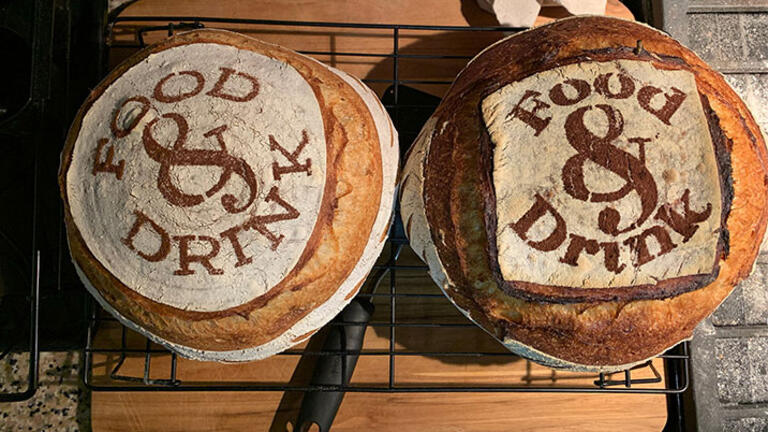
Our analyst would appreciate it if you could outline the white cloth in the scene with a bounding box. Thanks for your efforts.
[476,0,608,27]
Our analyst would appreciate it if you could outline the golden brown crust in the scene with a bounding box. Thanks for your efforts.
[59,29,384,351]
[418,17,768,367]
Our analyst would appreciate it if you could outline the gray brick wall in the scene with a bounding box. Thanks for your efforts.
[712,261,768,326]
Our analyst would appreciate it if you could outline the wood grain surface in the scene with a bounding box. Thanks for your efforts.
[108,0,632,97]
[91,251,667,432]
[94,391,666,432]
[91,1,665,431]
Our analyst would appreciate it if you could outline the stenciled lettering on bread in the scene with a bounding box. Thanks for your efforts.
[60,30,398,361]
[103,70,311,275]
[483,59,726,294]
[71,42,327,312]
[401,16,768,372]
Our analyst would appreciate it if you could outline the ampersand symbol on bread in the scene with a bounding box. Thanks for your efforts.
[561,104,658,235]
[141,112,258,214]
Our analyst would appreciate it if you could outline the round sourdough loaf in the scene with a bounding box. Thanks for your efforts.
[60,29,397,361]
[400,16,768,372]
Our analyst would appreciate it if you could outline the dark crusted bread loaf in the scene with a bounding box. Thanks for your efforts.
[60,29,397,361]
[400,16,768,372]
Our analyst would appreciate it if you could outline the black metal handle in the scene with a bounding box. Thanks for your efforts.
[295,298,374,432]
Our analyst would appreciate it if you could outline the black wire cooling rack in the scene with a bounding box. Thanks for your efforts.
[81,15,690,395]
[1,11,691,428]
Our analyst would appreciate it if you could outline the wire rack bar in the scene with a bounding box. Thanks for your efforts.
[0,253,40,402]
[112,15,523,31]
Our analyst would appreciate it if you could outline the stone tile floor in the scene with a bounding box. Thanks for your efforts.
[0,352,90,431]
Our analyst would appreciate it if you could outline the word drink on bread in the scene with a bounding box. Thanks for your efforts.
[484,59,727,290]
[97,66,312,276]
[67,42,327,312]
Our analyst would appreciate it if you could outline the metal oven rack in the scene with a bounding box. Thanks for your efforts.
[1,10,691,431]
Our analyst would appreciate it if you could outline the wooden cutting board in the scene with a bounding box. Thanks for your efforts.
[91,254,668,432]
[90,270,668,432]
[91,1,666,431]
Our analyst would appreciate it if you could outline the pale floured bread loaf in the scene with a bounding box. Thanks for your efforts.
[400,16,768,372]
[60,29,398,361]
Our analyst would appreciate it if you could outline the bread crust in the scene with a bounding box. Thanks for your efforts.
[60,29,395,355]
[402,16,768,370]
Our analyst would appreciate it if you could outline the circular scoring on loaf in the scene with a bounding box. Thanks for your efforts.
[67,43,327,312]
